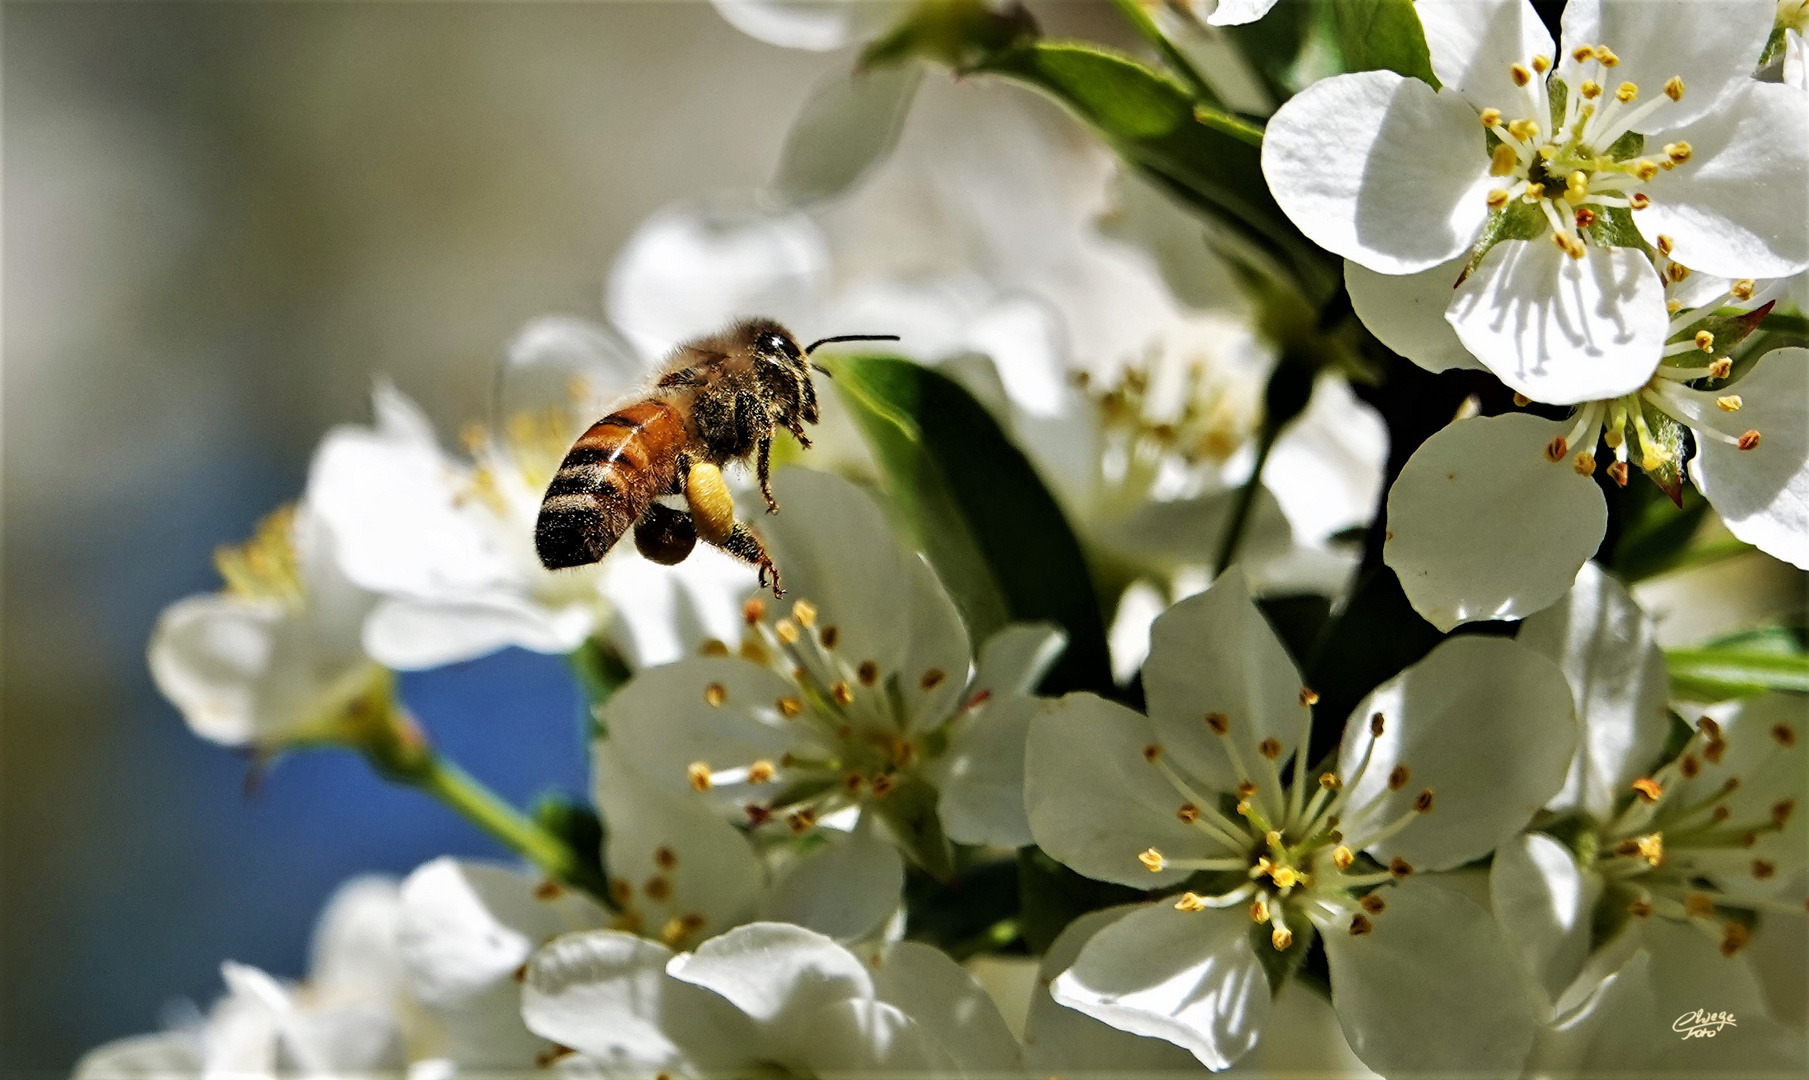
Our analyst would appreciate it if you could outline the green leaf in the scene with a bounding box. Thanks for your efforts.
[829,355,1114,696]
[1332,0,1438,85]
[973,40,1335,297]
[1666,648,1809,701]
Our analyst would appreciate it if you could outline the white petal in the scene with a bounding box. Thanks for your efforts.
[1637,918,1809,1072]
[791,999,944,1074]
[760,822,904,943]
[1263,70,1494,273]
[594,744,766,940]
[709,0,908,50]
[1416,0,1554,105]
[1225,980,1381,1079]
[1385,412,1608,631]
[972,622,1067,697]
[1345,257,1483,372]
[760,468,910,676]
[308,875,404,998]
[499,316,647,423]
[600,545,756,668]
[869,942,1024,1076]
[1337,636,1577,869]
[939,693,1041,848]
[1205,0,1280,26]
[1690,348,1809,569]
[665,922,873,1032]
[397,858,603,1011]
[1638,83,1809,278]
[522,930,756,1074]
[1052,902,1270,1070]
[772,62,923,206]
[1530,945,1659,1076]
[1517,561,1671,820]
[147,594,287,746]
[74,1035,203,1080]
[605,197,827,359]
[1091,488,1293,575]
[1025,693,1226,888]
[1490,832,1601,1005]
[363,594,593,670]
[1558,0,1776,132]
[1448,241,1670,404]
[1144,568,1308,827]
[1107,579,1169,687]
[1022,906,1207,1076]
[1266,375,1389,546]
[899,554,971,728]
[599,657,799,815]
[1678,694,1809,892]
[1325,877,1542,1076]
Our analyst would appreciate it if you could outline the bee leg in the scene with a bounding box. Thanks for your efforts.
[684,462,737,545]
[719,522,782,597]
[756,436,778,514]
[799,371,820,427]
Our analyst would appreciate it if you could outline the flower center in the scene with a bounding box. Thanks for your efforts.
[1581,714,1807,956]
[214,505,305,606]
[1477,44,1688,260]
[1137,706,1432,950]
[687,597,975,835]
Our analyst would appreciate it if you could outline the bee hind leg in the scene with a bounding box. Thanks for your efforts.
[756,437,778,514]
[718,522,782,597]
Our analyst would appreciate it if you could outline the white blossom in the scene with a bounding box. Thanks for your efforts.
[1023,568,1576,1074]
[1497,563,1809,1072]
[601,469,1062,920]
[521,922,1024,1077]
[1265,0,1809,404]
[74,878,421,1080]
[709,0,911,52]
[148,503,384,752]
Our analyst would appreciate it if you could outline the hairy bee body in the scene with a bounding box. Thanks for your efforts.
[533,318,893,594]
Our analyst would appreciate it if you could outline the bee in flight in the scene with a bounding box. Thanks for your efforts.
[533,319,897,595]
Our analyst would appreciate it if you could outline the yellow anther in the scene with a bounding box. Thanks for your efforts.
[1236,780,1258,800]
[774,619,800,644]
[1271,866,1302,889]
[1634,832,1664,866]
[742,598,766,626]
[1667,262,1691,283]
[1564,171,1589,204]
[1388,857,1415,878]
[1360,893,1386,914]
[1388,764,1411,791]
[1634,159,1660,181]
[1532,54,1551,74]
[1731,279,1755,300]
[1709,358,1733,379]
[791,599,817,628]
[1513,393,1532,407]
[1142,743,1163,763]
[1739,430,1762,451]
[1271,926,1294,950]
[1545,435,1570,463]
[1664,141,1692,164]
[1299,687,1319,707]
[1664,76,1684,101]
[1684,892,1715,918]
[687,762,713,792]
[1332,845,1354,870]
[1511,63,1533,86]
[1574,451,1597,475]
[1717,395,1743,412]
[1349,913,1374,936]
[1205,712,1229,735]
[1177,802,1200,823]
[1487,188,1510,209]
[776,695,802,718]
[1414,789,1435,813]
[1572,44,1596,63]
[1628,900,1652,918]
[1174,892,1208,912]
[1479,107,1503,127]
[831,681,854,706]
[1596,46,1619,66]
[1574,206,1597,230]
[1138,847,1167,873]
[1249,896,1270,923]
[1258,738,1282,760]
[1632,776,1663,802]
[1507,118,1539,140]
[1720,923,1750,957]
[1319,772,1341,790]
[787,808,817,833]
[1695,330,1715,352]
[1615,81,1638,103]
[1629,192,1651,209]
[1489,145,1519,177]
[747,759,775,784]
[704,682,728,707]
[1581,79,1603,99]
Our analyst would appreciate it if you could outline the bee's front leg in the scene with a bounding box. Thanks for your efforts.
[719,522,782,597]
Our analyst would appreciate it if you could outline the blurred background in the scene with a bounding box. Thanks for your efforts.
[1,3,878,1070]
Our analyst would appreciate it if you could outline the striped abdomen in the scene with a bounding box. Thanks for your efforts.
[536,401,688,570]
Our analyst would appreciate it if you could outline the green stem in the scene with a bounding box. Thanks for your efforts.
[1107,0,1219,105]
[414,754,615,904]
[1213,424,1280,576]
[1191,103,1265,147]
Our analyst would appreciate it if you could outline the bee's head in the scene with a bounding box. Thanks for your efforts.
[739,319,806,371]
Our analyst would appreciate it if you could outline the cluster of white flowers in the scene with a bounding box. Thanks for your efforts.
[94,0,1808,1076]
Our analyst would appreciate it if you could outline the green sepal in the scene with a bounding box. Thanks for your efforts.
[871,774,956,882]
[1584,204,1648,252]
[827,355,1114,696]
[570,636,632,738]
[1331,0,1439,86]
[1676,300,1776,387]
[1640,408,1689,507]
[859,0,1038,73]
[530,793,612,905]
[1458,200,1547,283]
[1666,647,1809,701]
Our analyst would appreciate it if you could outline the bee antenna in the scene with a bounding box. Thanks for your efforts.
[804,334,900,355]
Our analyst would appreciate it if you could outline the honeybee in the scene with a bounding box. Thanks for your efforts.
[534,319,896,595]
